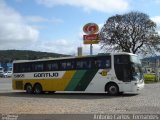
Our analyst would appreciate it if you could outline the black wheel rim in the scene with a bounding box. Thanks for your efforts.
[26,85,32,93]
[109,86,117,95]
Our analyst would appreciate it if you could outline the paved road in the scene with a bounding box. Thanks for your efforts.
[0,78,160,115]
[0,78,12,92]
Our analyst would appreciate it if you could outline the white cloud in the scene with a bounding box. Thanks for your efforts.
[0,0,39,49]
[24,16,63,31]
[26,37,103,55]
[25,16,50,23]
[151,16,160,25]
[82,44,104,55]
[36,0,129,13]
[0,0,104,56]
[151,16,160,34]
[0,0,106,55]
[27,39,78,55]
[25,16,63,24]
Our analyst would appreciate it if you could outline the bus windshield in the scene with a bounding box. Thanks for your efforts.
[130,55,141,64]
[130,55,143,81]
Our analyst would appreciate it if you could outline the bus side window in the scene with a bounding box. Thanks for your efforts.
[94,60,101,68]
[76,61,82,69]
[25,63,31,72]
[76,62,79,69]
[21,64,26,72]
[13,64,18,73]
[66,61,74,70]
[61,62,66,70]
[93,57,111,69]
[47,63,52,71]
[106,59,110,68]
[76,59,88,69]
[88,60,92,69]
[47,62,59,71]
[19,63,31,73]
[60,60,73,70]
[53,63,59,70]
[34,63,44,72]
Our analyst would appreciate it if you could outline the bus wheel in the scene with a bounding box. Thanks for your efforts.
[34,84,42,94]
[25,84,33,94]
[106,84,119,96]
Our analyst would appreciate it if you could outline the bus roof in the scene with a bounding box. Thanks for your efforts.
[13,52,136,63]
[112,52,136,56]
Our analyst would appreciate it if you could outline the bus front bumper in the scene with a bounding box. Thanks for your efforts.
[132,82,145,93]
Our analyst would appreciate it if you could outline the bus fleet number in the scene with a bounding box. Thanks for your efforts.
[14,74,24,78]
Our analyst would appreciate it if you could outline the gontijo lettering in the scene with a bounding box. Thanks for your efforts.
[34,73,59,78]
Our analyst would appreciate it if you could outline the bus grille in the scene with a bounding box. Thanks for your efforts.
[15,81,23,89]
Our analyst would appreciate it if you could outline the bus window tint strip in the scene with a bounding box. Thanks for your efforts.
[13,56,111,73]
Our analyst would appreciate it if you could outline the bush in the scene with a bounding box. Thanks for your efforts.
[144,73,156,83]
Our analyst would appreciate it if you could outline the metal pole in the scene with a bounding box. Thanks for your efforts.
[155,58,158,82]
[90,44,93,55]
[156,59,160,81]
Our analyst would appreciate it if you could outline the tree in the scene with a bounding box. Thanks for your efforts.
[99,11,160,55]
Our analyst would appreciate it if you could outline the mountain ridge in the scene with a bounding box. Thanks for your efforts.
[0,50,70,63]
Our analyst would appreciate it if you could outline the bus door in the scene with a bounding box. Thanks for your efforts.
[114,55,133,92]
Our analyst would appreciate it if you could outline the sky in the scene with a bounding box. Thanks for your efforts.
[0,0,160,55]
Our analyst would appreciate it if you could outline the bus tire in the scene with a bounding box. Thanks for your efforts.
[25,84,33,94]
[34,84,43,94]
[106,83,119,96]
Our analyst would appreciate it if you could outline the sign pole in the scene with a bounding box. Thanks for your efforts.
[90,44,93,55]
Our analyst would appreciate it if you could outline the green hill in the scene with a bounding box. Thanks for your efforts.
[0,50,69,63]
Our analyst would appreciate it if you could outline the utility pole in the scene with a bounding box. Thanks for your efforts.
[156,58,160,81]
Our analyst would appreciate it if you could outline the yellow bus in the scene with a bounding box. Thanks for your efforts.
[12,52,144,95]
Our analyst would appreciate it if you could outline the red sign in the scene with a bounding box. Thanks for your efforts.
[83,34,99,44]
[83,23,99,34]
[83,34,98,40]
[83,40,99,44]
